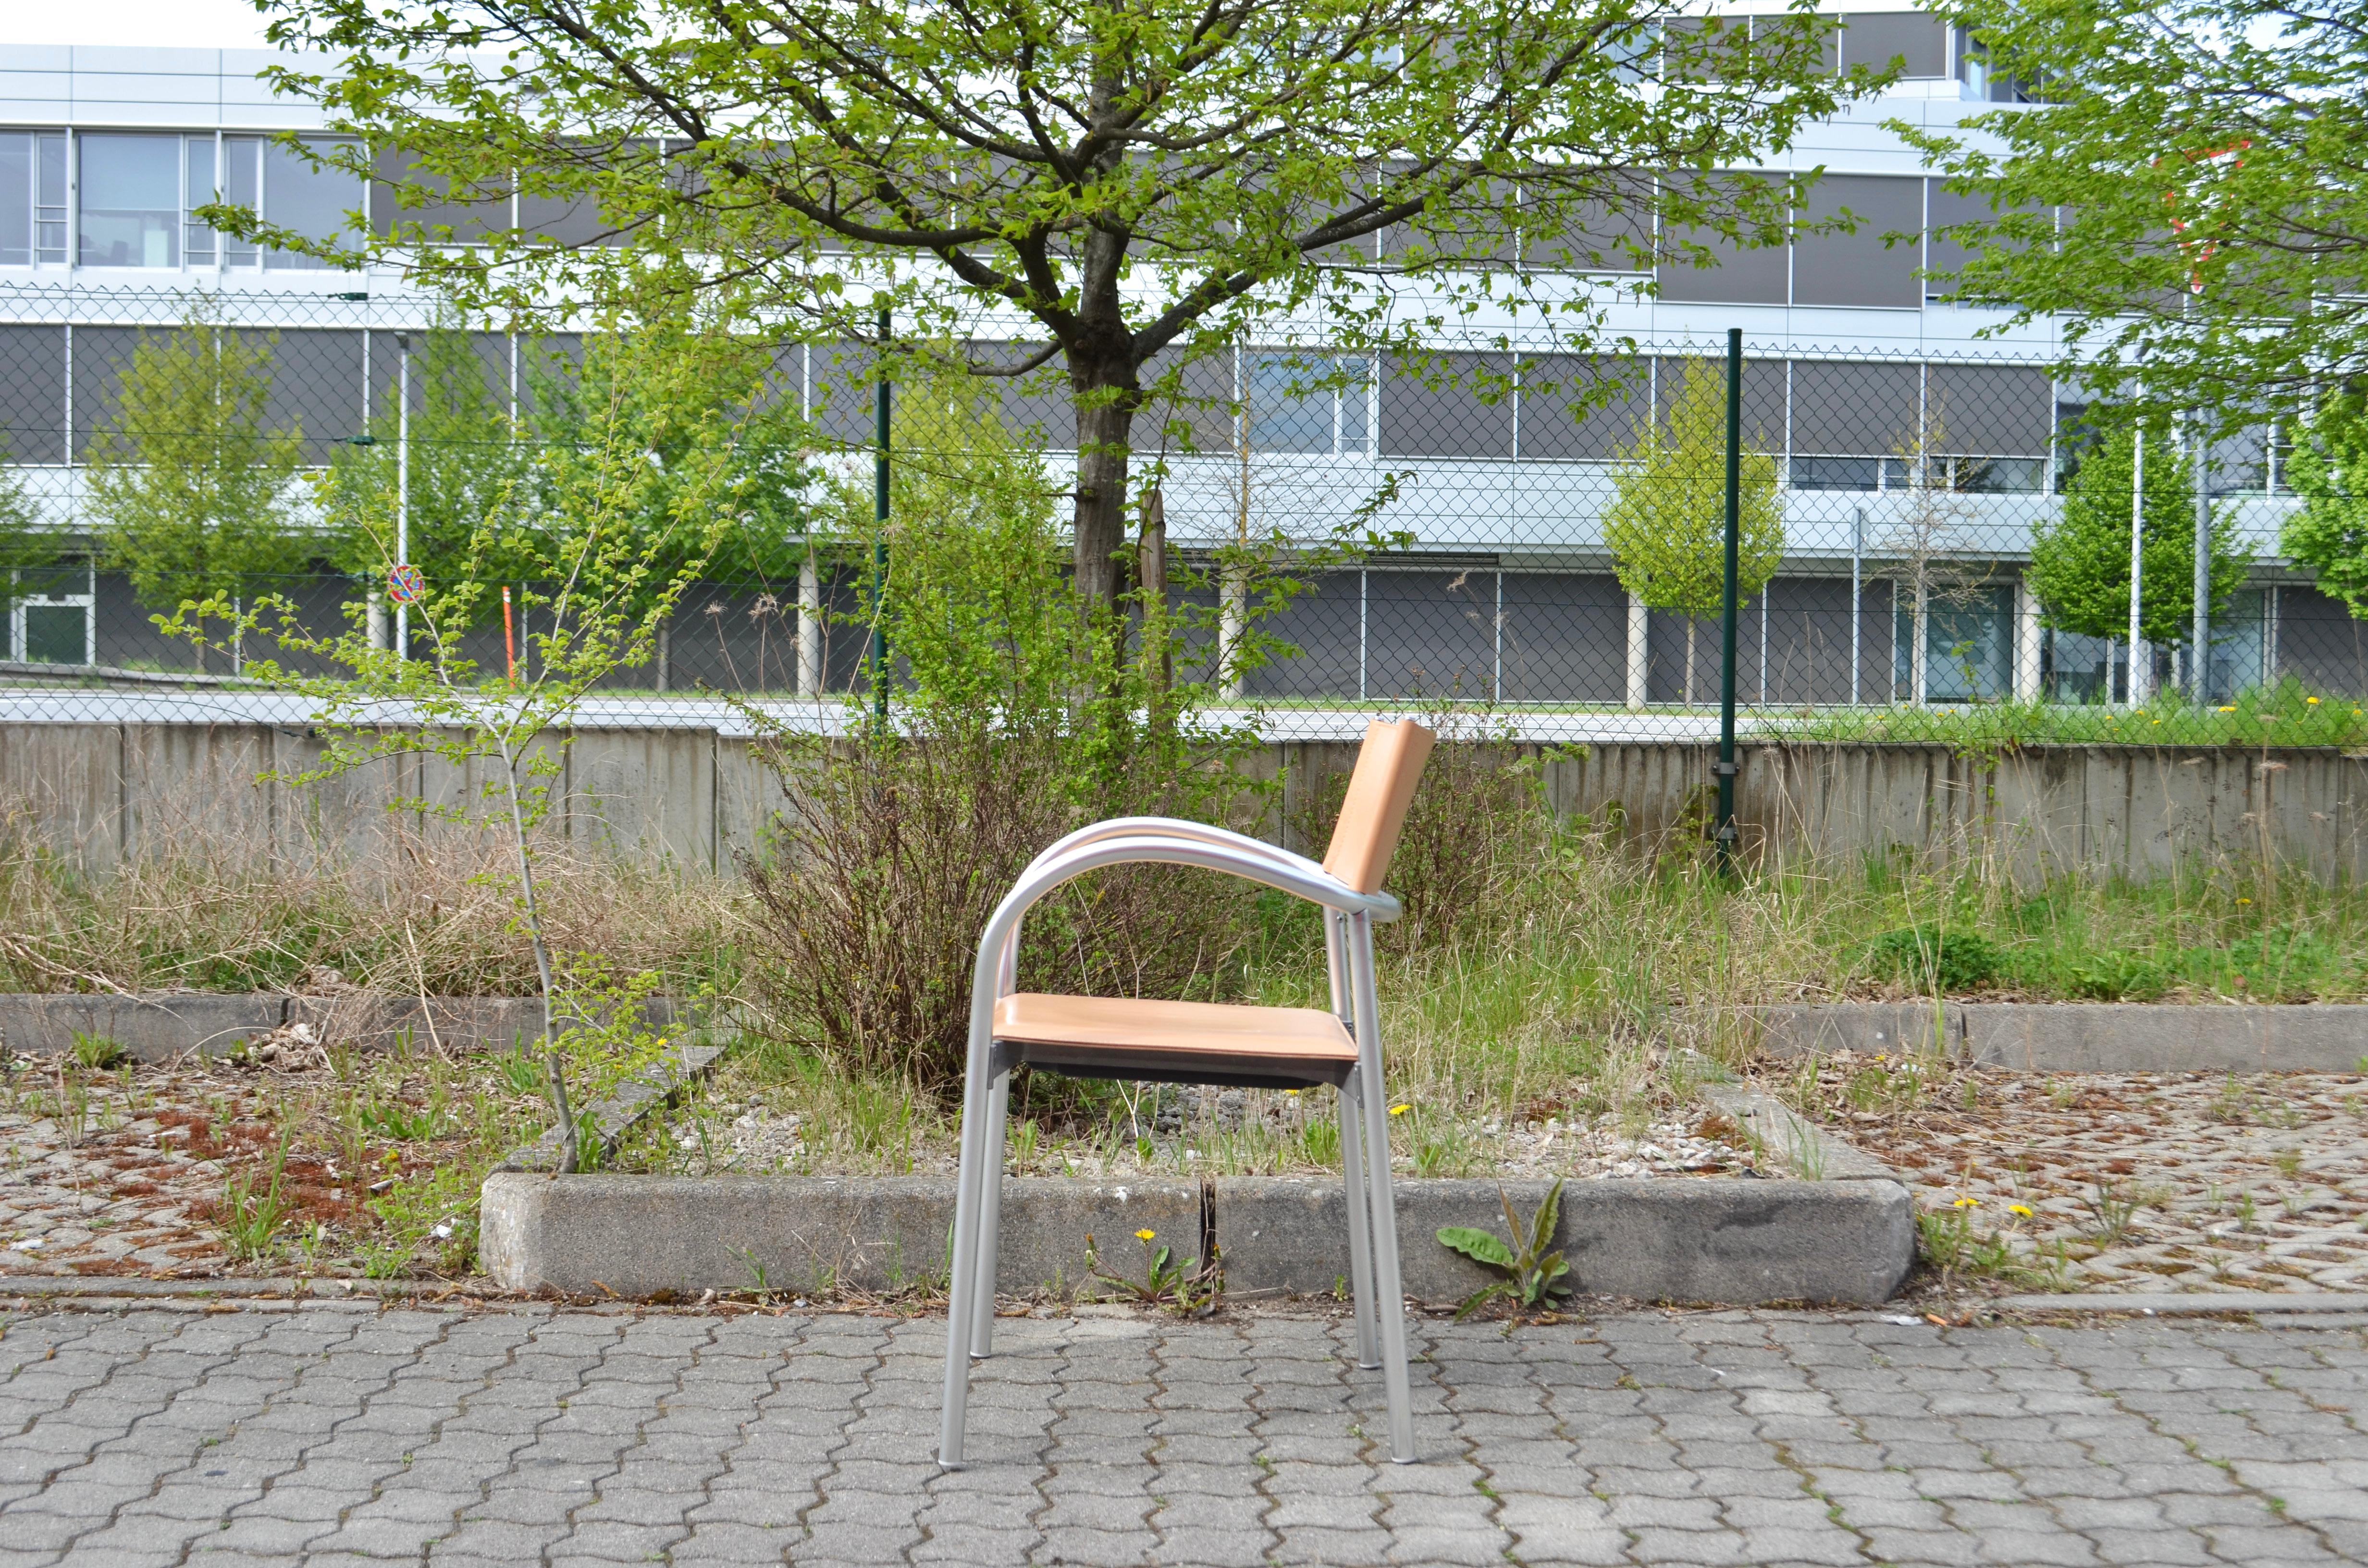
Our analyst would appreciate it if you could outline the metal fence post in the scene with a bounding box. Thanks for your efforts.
[871,305,891,724]
[1715,328,1741,876]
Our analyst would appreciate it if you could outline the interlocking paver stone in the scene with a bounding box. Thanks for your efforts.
[0,1302,2358,1564]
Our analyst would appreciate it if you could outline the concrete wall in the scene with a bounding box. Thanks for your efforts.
[4,722,2362,881]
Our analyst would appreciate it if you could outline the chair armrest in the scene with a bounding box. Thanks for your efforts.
[1021,816,1325,884]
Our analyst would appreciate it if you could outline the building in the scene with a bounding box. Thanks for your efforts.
[1,22,2361,719]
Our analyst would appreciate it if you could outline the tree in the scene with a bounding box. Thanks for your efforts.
[82,300,309,667]
[2284,395,2368,615]
[2025,414,2246,657]
[1602,359,1782,706]
[0,453,52,652]
[250,0,1880,620]
[1871,407,1989,706]
[1900,0,2368,427]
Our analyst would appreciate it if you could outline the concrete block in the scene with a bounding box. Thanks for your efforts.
[285,995,676,1055]
[1960,1003,2368,1073]
[0,992,284,1061]
[479,1174,1199,1299]
[1743,1003,1963,1059]
[1216,1176,1914,1308]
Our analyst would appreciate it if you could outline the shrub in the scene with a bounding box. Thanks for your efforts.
[1864,925,2005,993]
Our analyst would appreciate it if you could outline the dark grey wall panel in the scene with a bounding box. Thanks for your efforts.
[1791,175,1923,309]
[1380,352,1514,460]
[0,324,66,465]
[1518,356,1649,461]
[1791,359,1921,454]
[1500,572,1626,702]
[1362,569,1498,700]
[1928,364,2052,453]
[1839,12,1947,76]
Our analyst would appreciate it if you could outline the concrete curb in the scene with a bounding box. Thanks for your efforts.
[479,1171,1915,1307]
[1743,1001,2368,1073]
[1699,1082,1898,1182]
[0,993,679,1061]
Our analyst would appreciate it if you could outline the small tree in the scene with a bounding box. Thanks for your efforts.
[1603,359,1783,706]
[1870,407,1989,705]
[178,313,756,1173]
[2284,393,2368,618]
[2026,414,2246,662]
[83,299,308,668]
[0,453,52,652]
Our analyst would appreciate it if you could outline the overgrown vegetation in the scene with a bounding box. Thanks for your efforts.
[1770,677,2368,750]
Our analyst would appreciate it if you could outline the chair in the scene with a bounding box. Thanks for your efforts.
[938,719,1436,1468]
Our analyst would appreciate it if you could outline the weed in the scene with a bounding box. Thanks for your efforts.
[1085,1229,1222,1317]
[69,1032,127,1071]
[219,1139,293,1261]
[2272,1147,2304,1180]
[2082,1179,2146,1246]
[1437,1180,1574,1320]
[1917,1204,2023,1284]
[1864,927,2004,993]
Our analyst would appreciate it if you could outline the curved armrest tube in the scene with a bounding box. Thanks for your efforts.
[972,834,1394,1049]
[1021,816,1324,884]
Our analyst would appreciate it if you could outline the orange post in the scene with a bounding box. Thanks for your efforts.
[502,585,517,680]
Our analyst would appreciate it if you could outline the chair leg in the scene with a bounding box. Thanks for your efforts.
[938,1030,999,1469]
[1350,916,1418,1464]
[1338,1070,1381,1371]
[969,1070,1012,1360]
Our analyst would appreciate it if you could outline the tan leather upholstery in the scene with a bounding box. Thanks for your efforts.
[994,993,1358,1088]
[1321,720,1437,895]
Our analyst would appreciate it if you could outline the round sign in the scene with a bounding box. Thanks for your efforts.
[387,563,425,604]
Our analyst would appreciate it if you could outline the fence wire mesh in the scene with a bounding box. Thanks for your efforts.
[1,281,2361,740]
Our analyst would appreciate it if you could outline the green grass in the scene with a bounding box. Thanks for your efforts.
[1768,677,2368,751]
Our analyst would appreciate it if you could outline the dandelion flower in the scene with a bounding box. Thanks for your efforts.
[1390,1104,1410,1117]
[2307,696,2321,704]
[2218,706,2235,713]
[1135,1228,1157,1242]
[2008,1204,2034,1219]
[2238,897,2252,905]
[1952,1196,1979,1209]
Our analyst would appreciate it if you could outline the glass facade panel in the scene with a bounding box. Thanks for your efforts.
[1899,585,2011,701]
[184,136,215,265]
[223,135,261,265]
[264,137,357,268]
[36,134,65,262]
[0,133,29,265]
[78,134,181,268]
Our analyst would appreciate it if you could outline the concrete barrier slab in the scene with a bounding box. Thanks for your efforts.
[484,1171,1915,1307]
[480,1174,1200,1299]
[0,993,284,1061]
[1745,1001,2368,1073]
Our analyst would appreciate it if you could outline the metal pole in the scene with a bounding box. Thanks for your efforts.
[2128,423,2145,705]
[1715,328,1742,875]
[871,305,891,724]
[395,335,409,661]
[2192,413,2211,698]
[1850,505,1863,707]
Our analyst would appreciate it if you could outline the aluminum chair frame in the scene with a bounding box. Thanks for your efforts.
[937,816,1418,1467]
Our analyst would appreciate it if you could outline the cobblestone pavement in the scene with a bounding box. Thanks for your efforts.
[1799,1064,2368,1295]
[0,1302,2361,1567]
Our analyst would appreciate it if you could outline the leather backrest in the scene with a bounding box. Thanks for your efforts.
[1320,720,1437,895]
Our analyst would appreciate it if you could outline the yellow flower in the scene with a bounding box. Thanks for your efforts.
[2238,897,2252,905]
[2217,706,2235,713]
[2307,696,2321,704]
[1390,1104,1410,1117]
[1284,1089,1299,1098]
[2008,1203,2034,1218]
[1135,1229,1157,1242]
[1952,1196,1979,1209]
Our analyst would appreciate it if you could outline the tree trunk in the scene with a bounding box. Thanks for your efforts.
[1070,360,1141,618]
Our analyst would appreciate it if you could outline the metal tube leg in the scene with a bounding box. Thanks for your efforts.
[1338,1071,1381,1371]
[969,1071,1012,1359]
[1350,917,1418,1464]
[937,1026,998,1468]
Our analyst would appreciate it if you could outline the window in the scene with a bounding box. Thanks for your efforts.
[78,134,181,268]
[1245,354,1370,456]
[1899,584,2010,702]
[0,131,68,266]
[264,138,357,268]
[222,135,262,265]
[10,562,92,667]
[1790,456,1881,491]
[1838,12,1948,77]
[184,137,215,264]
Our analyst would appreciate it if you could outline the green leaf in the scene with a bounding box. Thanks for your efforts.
[1453,1281,1514,1322]
[1530,1178,1565,1259]
[1437,1226,1515,1270]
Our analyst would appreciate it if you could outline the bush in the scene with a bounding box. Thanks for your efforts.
[738,386,1266,1093]
[1864,925,2005,993]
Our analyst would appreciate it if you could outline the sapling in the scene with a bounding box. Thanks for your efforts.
[166,313,758,1172]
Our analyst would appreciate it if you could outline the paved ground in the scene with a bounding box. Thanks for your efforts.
[0,1302,2361,1567]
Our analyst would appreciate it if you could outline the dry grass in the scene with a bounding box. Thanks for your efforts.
[0,797,742,998]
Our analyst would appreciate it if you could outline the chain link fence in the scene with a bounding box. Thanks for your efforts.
[1,282,2360,738]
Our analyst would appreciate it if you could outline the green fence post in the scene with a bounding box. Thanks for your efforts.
[871,304,891,725]
[1716,327,1742,876]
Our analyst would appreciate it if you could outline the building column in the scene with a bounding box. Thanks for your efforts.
[2013,574,2043,702]
[797,547,822,697]
[1626,591,1649,711]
